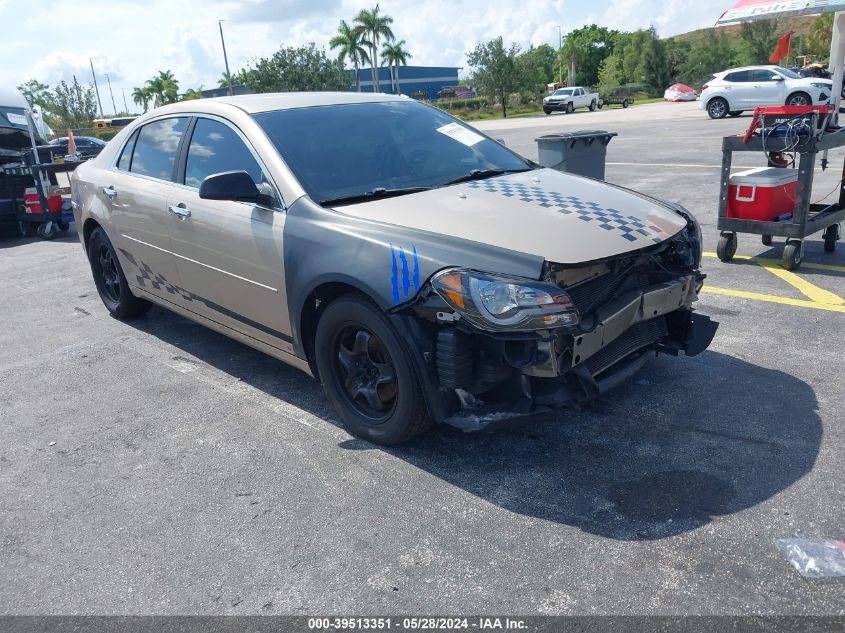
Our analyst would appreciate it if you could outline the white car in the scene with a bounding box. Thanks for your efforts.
[543,87,600,114]
[699,65,832,119]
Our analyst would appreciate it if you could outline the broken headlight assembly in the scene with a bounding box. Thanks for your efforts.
[431,268,580,331]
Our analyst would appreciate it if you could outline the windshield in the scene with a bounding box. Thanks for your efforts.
[253,100,531,205]
[553,89,574,96]
[774,66,801,79]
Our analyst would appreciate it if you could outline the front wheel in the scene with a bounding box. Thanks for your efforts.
[786,92,811,107]
[566,102,574,114]
[36,221,59,240]
[87,227,152,319]
[315,295,432,445]
[543,108,551,115]
[783,240,803,270]
[823,224,839,253]
[707,98,729,119]
[717,232,737,262]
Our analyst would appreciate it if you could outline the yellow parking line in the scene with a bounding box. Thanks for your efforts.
[753,258,845,305]
[702,286,845,313]
[703,251,845,273]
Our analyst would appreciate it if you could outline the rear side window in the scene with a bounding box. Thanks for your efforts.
[184,118,264,188]
[129,117,189,181]
[116,130,138,171]
[724,71,750,82]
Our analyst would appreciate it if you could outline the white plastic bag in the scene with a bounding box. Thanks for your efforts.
[776,538,845,578]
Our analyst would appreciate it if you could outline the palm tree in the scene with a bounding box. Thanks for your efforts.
[145,71,180,107]
[353,4,394,92]
[330,20,370,92]
[131,86,152,112]
[182,86,204,101]
[381,40,412,94]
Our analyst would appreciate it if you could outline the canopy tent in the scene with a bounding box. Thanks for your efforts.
[664,83,697,101]
[716,1,845,118]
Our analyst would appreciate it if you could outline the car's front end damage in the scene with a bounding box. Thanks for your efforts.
[392,208,718,431]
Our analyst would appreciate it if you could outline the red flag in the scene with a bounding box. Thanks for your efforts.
[769,31,794,64]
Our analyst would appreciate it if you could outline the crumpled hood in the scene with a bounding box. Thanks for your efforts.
[336,169,688,264]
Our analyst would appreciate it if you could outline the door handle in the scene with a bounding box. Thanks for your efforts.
[102,186,117,199]
[168,205,191,219]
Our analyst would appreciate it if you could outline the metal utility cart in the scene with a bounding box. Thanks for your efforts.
[716,129,845,270]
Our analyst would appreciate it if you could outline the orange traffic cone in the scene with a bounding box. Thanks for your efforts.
[67,128,77,155]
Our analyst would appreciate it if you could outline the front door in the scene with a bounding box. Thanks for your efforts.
[166,117,292,353]
[750,69,785,106]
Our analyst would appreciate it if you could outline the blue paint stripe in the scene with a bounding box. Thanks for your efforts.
[412,245,420,292]
[399,247,411,300]
[390,244,400,304]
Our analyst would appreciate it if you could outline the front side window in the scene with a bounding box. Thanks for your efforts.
[184,118,264,189]
[129,117,189,181]
[254,101,531,205]
[751,69,778,82]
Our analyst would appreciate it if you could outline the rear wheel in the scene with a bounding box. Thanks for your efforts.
[314,295,431,445]
[36,221,59,240]
[622,99,630,108]
[707,98,729,119]
[762,234,773,246]
[717,232,737,262]
[786,92,811,107]
[782,240,803,270]
[589,100,597,111]
[87,227,152,319]
[823,224,839,253]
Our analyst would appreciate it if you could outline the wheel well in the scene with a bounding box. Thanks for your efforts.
[299,282,370,377]
[82,218,102,252]
[707,96,727,107]
[787,91,811,102]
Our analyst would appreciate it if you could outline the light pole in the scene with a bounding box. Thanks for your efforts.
[105,73,117,115]
[219,19,233,96]
[89,58,104,118]
[122,87,128,114]
[557,26,563,84]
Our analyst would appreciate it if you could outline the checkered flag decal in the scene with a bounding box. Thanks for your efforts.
[119,248,195,302]
[467,180,666,243]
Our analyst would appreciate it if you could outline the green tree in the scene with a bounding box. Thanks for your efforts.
[679,30,737,87]
[144,70,180,107]
[330,19,370,92]
[664,38,691,83]
[241,43,350,93]
[516,44,558,96]
[559,25,618,86]
[48,77,98,129]
[182,86,204,101]
[17,79,51,110]
[807,13,834,58]
[467,37,520,117]
[736,20,778,65]
[131,86,152,112]
[597,54,623,94]
[353,4,395,92]
[381,39,412,93]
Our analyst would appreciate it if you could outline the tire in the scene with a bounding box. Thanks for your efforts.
[728,110,743,117]
[36,221,58,240]
[597,99,604,109]
[823,224,839,253]
[717,232,737,262]
[57,220,70,231]
[87,227,152,319]
[707,98,729,119]
[786,92,811,107]
[782,240,803,270]
[18,219,35,237]
[622,99,630,108]
[566,102,574,114]
[543,108,551,115]
[589,100,597,111]
[314,294,432,445]
[762,234,773,246]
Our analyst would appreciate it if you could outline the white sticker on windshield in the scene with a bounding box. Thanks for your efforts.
[6,113,27,126]
[436,122,484,147]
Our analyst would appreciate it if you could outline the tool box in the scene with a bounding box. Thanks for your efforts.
[727,167,798,221]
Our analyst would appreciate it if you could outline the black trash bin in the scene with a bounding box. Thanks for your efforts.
[535,130,617,180]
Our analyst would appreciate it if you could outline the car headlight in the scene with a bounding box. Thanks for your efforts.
[812,82,832,89]
[431,268,580,331]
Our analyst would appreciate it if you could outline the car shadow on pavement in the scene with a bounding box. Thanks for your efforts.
[130,307,821,542]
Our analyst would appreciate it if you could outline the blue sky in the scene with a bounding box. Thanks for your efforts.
[2,0,724,111]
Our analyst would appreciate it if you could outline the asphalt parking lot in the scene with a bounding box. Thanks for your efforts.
[2,101,845,615]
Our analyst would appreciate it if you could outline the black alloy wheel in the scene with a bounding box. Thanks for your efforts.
[97,241,121,304]
[334,325,398,421]
[87,227,151,319]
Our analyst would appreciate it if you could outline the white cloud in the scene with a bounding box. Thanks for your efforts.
[2,0,719,113]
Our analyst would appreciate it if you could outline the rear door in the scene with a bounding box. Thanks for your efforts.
[98,116,190,306]
[722,70,751,108]
[166,116,292,353]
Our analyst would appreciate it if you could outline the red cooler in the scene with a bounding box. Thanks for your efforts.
[23,187,43,214]
[727,167,798,221]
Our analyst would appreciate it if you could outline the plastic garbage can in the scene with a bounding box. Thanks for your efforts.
[535,130,617,180]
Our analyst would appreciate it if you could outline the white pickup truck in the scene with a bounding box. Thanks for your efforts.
[543,87,600,114]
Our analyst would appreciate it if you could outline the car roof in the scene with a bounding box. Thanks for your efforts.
[720,65,782,74]
[151,92,408,116]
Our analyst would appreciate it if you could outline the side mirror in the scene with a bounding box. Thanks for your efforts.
[774,75,785,81]
[199,170,271,206]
